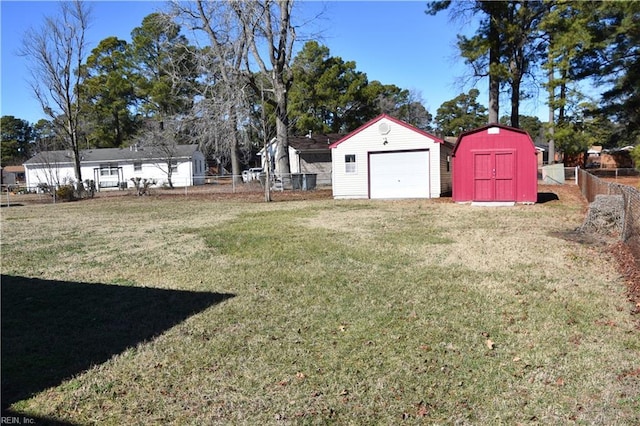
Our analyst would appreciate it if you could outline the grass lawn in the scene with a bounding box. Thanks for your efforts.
[1,186,638,424]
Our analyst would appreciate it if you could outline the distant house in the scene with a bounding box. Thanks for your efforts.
[1,165,26,186]
[589,145,635,169]
[585,145,603,168]
[24,144,206,191]
[452,124,538,204]
[329,114,452,199]
[259,133,342,186]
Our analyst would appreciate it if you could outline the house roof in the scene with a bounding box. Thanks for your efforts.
[289,133,342,153]
[24,144,200,166]
[587,145,603,155]
[603,145,635,153]
[452,124,534,157]
[2,165,25,173]
[328,114,444,149]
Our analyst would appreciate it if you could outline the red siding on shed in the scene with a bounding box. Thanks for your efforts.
[452,125,538,203]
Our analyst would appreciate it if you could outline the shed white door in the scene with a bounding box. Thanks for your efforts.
[369,150,430,199]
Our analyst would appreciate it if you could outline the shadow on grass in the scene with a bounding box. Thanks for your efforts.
[1,274,234,412]
[537,192,560,203]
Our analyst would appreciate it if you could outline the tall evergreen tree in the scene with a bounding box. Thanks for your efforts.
[81,37,138,148]
[1,116,33,165]
[130,13,197,120]
[434,89,488,137]
[289,41,371,134]
[428,1,545,127]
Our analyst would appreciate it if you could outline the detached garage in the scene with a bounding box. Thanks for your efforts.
[452,124,537,204]
[329,114,452,199]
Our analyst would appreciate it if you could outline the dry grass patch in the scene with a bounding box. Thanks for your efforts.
[2,186,638,424]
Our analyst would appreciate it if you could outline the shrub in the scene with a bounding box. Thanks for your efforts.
[130,177,156,196]
[55,184,76,201]
[631,145,640,171]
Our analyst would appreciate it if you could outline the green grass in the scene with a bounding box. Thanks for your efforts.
[1,192,639,424]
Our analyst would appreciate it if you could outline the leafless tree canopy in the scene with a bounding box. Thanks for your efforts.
[21,0,92,186]
[171,1,255,180]
[174,1,298,178]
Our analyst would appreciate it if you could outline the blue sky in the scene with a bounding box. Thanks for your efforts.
[1,1,548,125]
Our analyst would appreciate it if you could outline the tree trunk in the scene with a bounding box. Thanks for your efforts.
[548,105,555,165]
[488,14,500,124]
[510,65,520,128]
[547,58,555,165]
[558,70,567,122]
[274,85,291,183]
[228,106,242,184]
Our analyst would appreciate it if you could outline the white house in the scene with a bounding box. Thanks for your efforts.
[24,144,206,191]
[329,114,452,199]
[258,133,342,186]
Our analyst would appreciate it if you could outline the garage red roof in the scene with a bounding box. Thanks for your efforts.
[328,114,443,149]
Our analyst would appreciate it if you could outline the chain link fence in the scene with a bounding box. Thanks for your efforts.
[1,172,333,206]
[577,168,640,262]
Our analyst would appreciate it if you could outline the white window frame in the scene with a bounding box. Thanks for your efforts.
[345,154,356,174]
[99,163,119,176]
[134,161,142,172]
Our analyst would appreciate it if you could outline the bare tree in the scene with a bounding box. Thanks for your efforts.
[135,118,184,189]
[172,1,253,184]
[232,0,297,180]
[21,0,91,194]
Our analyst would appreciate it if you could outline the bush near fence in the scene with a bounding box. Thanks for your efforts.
[577,168,640,263]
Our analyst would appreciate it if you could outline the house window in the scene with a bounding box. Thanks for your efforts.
[99,163,119,176]
[171,161,178,173]
[134,161,142,172]
[345,155,356,173]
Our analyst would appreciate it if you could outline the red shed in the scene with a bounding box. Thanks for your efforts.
[452,124,538,204]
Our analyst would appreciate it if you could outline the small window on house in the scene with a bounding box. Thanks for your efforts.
[345,155,356,173]
[171,161,178,173]
[134,161,142,172]
[100,163,119,176]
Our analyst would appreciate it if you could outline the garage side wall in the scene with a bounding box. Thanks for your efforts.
[331,118,443,199]
[440,144,453,194]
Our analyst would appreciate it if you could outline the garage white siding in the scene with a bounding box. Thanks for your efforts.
[330,114,444,199]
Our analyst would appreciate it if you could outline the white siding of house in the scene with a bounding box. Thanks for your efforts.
[331,117,443,199]
[260,144,300,174]
[25,149,206,190]
[25,163,76,191]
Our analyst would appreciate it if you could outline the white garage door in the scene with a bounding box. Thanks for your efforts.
[369,150,430,199]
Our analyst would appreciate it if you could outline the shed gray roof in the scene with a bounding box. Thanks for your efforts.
[24,144,200,166]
